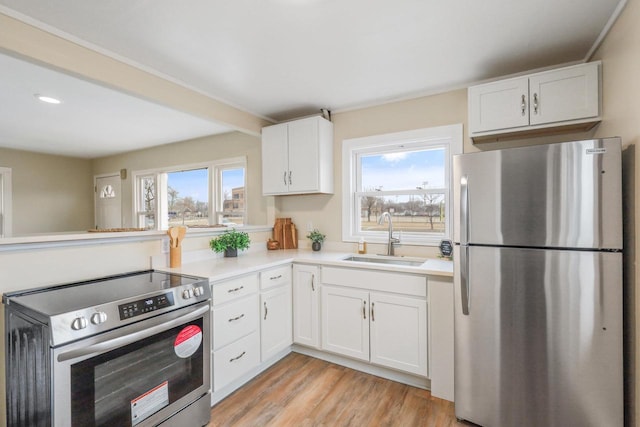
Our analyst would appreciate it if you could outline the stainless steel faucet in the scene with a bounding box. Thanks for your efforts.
[378,212,400,256]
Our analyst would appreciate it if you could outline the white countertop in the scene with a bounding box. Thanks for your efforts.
[163,248,453,282]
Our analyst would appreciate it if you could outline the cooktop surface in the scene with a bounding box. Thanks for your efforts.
[4,270,204,316]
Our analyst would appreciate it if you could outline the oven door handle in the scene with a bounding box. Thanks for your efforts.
[57,303,209,363]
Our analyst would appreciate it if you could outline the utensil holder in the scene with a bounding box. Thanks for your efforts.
[170,246,182,268]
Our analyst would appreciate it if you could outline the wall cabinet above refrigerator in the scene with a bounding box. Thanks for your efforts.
[261,116,334,195]
[468,61,601,142]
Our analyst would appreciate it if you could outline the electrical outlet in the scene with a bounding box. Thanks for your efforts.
[161,237,170,253]
[307,221,313,231]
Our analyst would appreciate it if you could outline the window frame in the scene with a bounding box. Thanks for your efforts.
[132,157,247,230]
[342,124,462,246]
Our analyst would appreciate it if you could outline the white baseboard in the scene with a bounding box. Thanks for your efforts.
[291,344,430,390]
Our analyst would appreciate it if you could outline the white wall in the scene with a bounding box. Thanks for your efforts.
[0,147,94,235]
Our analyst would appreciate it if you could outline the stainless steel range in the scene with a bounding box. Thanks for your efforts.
[3,270,211,427]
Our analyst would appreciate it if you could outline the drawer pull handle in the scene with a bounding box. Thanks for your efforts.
[227,286,244,293]
[229,351,246,363]
[270,274,282,280]
[363,301,367,320]
[311,274,315,291]
[264,301,268,320]
[228,314,245,322]
[371,302,375,322]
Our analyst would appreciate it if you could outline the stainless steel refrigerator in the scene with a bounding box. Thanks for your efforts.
[452,138,623,427]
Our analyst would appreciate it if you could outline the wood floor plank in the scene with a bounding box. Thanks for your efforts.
[209,353,471,427]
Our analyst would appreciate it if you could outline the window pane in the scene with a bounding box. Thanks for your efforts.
[166,168,209,227]
[359,193,446,234]
[140,176,156,229]
[361,148,445,191]
[220,168,245,226]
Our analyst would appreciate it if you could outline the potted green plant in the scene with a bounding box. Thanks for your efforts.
[209,229,250,257]
[306,229,326,251]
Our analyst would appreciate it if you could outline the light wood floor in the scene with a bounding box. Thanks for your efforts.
[209,352,471,427]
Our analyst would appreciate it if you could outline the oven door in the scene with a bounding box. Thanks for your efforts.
[52,301,210,427]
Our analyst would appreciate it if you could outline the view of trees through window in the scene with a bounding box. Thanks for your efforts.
[167,168,209,227]
[357,148,446,235]
[136,162,246,230]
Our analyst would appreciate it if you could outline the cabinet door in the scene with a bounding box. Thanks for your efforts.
[529,62,599,125]
[260,285,292,361]
[321,286,369,361]
[369,292,428,376]
[469,77,529,133]
[261,123,289,195]
[292,264,320,348]
[287,117,320,193]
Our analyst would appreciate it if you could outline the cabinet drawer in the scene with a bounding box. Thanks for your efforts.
[321,267,427,297]
[260,265,291,290]
[213,331,260,391]
[212,274,259,306]
[212,294,259,350]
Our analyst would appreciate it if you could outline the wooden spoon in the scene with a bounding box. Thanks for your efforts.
[167,227,178,248]
[177,226,187,247]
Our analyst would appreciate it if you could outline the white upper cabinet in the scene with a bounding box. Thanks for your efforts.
[469,61,601,141]
[262,116,334,195]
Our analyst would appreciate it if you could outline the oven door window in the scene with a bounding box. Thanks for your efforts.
[70,318,204,427]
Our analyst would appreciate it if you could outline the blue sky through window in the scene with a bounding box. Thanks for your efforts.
[361,148,445,191]
[167,168,208,202]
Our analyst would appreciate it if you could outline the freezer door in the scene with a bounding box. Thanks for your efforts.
[453,138,622,249]
[454,246,623,427]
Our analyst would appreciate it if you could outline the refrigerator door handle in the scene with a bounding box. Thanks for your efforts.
[460,175,469,245]
[460,245,470,315]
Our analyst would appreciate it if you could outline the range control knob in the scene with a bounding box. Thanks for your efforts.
[71,316,88,330]
[193,286,204,297]
[182,289,193,300]
[91,312,108,325]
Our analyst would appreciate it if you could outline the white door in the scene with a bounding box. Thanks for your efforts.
[261,123,289,195]
[369,292,428,376]
[95,175,122,229]
[260,285,292,361]
[529,62,599,125]
[469,76,530,133]
[0,167,12,237]
[287,117,320,193]
[321,286,369,361]
[292,264,320,348]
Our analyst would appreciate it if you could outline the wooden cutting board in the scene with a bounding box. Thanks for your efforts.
[273,218,298,249]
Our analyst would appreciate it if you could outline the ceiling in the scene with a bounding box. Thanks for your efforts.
[0,0,626,158]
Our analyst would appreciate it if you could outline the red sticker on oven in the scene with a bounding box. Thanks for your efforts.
[174,325,202,358]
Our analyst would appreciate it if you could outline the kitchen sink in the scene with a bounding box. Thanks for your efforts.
[341,254,426,267]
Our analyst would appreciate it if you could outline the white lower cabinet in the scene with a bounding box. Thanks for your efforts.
[321,286,369,361]
[211,273,261,392]
[292,264,320,348]
[213,331,261,391]
[369,292,427,376]
[260,284,292,361]
[320,271,428,377]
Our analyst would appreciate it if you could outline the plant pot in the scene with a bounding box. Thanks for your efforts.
[312,241,322,251]
[224,248,238,257]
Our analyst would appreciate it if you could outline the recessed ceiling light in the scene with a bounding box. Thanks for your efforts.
[35,94,62,104]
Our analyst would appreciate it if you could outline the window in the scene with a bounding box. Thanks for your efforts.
[216,166,246,226]
[342,124,462,245]
[133,158,246,230]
